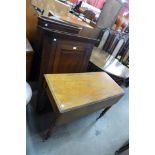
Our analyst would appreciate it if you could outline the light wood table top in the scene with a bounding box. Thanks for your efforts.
[49,11,93,29]
[45,72,124,113]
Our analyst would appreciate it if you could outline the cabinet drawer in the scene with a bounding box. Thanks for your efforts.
[57,40,88,52]
[38,18,80,34]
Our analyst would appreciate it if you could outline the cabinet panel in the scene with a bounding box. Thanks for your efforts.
[52,41,91,73]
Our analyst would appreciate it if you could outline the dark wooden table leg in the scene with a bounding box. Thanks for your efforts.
[36,89,46,114]
[40,113,59,141]
[41,125,55,141]
[36,78,48,114]
[115,141,129,155]
[96,106,112,120]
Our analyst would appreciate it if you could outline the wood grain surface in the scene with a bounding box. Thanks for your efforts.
[44,72,124,113]
[50,12,94,29]
[26,0,38,43]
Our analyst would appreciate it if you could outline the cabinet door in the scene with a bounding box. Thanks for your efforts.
[53,40,92,73]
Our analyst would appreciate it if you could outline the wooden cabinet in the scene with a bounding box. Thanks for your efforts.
[30,16,82,81]
[39,27,99,81]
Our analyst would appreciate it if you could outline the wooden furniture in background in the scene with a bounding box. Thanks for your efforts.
[83,10,96,21]
[48,11,94,29]
[48,11,99,38]
[90,49,129,86]
[32,0,70,16]
[42,72,124,139]
[90,28,129,86]
[103,56,129,80]
[114,14,129,32]
[31,0,99,39]
[120,49,129,66]
[26,38,34,80]
[26,0,38,46]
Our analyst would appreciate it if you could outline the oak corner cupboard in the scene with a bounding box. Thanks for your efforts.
[39,27,99,81]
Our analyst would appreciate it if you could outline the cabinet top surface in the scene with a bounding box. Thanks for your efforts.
[45,72,124,113]
[49,11,94,29]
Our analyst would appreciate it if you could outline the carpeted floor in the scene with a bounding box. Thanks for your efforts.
[26,86,129,155]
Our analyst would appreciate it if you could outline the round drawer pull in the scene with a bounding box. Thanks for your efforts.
[45,23,48,27]
[73,47,77,50]
[53,38,57,41]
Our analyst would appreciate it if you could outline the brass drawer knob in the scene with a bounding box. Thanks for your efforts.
[73,47,77,50]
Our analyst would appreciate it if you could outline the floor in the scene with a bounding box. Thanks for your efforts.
[26,87,129,155]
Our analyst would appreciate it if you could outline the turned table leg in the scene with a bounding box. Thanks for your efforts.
[40,113,59,141]
[96,106,112,120]
[41,125,54,141]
